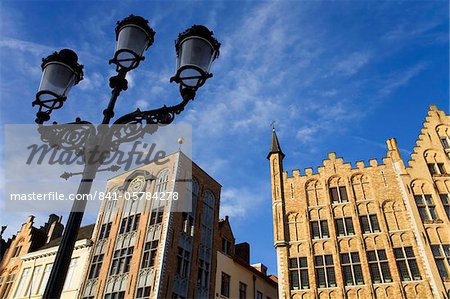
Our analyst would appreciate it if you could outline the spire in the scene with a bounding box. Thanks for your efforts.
[267,127,285,160]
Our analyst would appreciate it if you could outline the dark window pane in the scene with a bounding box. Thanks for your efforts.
[436,260,448,278]
[315,256,323,266]
[360,216,369,233]
[330,187,339,203]
[408,260,421,280]
[378,250,387,260]
[394,248,403,258]
[290,270,299,290]
[336,219,345,236]
[367,251,376,261]
[404,247,414,257]
[327,268,336,287]
[300,269,309,289]
[354,265,364,284]
[311,222,320,239]
[289,258,298,268]
[370,264,381,283]
[397,261,410,281]
[437,163,446,174]
[343,266,353,286]
[345,218,355,235]
[325,255,333,265]
[429,207,437,220]
[339,186,348,202]
[428,164,436,175]
[321,221,329,238]
[316,268,326,288]
[418,208,428,221]
[440,194,449,204]
[341,253,350,264]
[369,215,380,232]
[299,257,307,268]
[351,253,360,263]
[381,262,392,282]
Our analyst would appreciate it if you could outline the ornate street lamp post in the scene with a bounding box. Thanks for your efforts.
[31,15,220,299]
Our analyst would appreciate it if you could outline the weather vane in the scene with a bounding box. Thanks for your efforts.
[270,120,276,130]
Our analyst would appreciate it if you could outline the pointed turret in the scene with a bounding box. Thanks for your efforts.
[267,128,285,160]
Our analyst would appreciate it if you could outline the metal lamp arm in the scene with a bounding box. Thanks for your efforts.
[113,88,195,125]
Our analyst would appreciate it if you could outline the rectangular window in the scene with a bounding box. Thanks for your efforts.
[341,252,364,286]
[14,267,31,298]
[394,247,421,281]
[176,247,191,278]
[182,213,194,237]
[239,282,247,299]
[197,259,210,288]
[257,291,263,299]
[38,264,52,295]
[2,274,16,299]
[221,272,230,297]
[428,162,447,175]
[88,254,104,279]
[149,207,164,226]
[289,257,309,290]
[119,214,140,234]
[104,291,125,299]
[330,186,348,204]
[414,194,438,221]
[335,217,355,237]
[360,214,380,234]
[222,238,232,255]
[431,244,450,278]
[141,240,159,269]
[12,245,22,257]
[315,255,336,288]
[310,220,329,239]
[63,257,79,290]
[136,286,151,299]
[439,194,450,219]
[98,222,112,239]
[110,247,134,275]
[367,249,392,283]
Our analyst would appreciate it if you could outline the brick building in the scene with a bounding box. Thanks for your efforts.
[0,214,64,299]
[215,216,278,299]
[10,224,94,299]
[80,151,222,299]
[268,105,450,298]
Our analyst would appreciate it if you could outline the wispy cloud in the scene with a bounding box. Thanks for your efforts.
[379,62,428,96]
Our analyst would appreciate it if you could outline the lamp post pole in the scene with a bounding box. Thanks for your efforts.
[32,15,220,299]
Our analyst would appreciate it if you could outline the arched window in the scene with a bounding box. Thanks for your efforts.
[351,174,370,201]
[329,177,348,204]
[155,169,169,194]
[436,125,450,150]
[306,180,324,206]
[436,180,450,220]
[424,150,447,175]
[12,239,23,257]
[411,181,438,222]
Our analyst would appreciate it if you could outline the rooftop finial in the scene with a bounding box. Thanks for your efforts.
[270,120,276,131]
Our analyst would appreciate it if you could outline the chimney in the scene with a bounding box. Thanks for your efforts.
[235,242,250,264]
[252,263,268,276]
[43,214,64,243]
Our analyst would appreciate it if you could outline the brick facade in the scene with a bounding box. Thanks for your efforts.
[79,152,221,299]
[269,105,450,298]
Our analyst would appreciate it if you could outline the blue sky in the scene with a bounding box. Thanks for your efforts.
[0,0,448,275]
